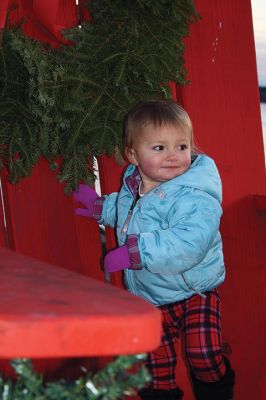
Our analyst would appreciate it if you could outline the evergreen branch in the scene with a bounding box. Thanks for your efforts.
[95,51,129,67]
[0,77,25,87]
[130,53,157,77]
[65,75,103,89]
[0,48,7,77]
[0,0,199,189]
[89,29,123,59]
[66,91,105,152]
[0,355,150,400]
[104,91,128,113]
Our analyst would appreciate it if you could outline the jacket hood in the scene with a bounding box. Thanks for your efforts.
[124,154,222,203]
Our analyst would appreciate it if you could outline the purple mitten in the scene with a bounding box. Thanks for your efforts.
[73,184,99,218]
[104,245,131,273]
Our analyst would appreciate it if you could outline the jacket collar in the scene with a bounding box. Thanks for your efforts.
[124,155,199,198]
[125,166,141,198]
[123,155,222,204]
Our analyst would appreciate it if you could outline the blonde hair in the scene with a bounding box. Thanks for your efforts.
[123,100,197,151]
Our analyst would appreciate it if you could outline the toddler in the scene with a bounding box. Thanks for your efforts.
[74,100,235,400]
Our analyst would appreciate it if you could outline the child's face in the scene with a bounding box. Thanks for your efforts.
[126,123,191,193]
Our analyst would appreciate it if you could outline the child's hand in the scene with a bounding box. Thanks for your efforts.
[73,184,99,218]
[104,245,131,272]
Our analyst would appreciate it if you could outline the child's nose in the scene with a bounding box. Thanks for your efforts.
[166,150,178,160]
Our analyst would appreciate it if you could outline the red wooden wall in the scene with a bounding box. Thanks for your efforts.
[180,1,266,399]
[0,0,103,281]
[0,1,266,399]
[0,0,104,379]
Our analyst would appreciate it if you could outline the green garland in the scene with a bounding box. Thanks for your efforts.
[0,355,151,399]
[0,0,199,192]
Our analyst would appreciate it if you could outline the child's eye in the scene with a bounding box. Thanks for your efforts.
[153,145,164,151]
[177,144,188,151]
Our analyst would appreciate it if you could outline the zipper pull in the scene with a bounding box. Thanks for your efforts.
[121,210,133,234]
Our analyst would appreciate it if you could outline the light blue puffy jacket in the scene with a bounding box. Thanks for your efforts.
[99,154,225,306]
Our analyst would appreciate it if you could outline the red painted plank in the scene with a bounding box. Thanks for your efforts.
[0,0,9,28]
[0,247,161,358]
[1,159,104,281]
[254,194,266,212]
[178,1,266,399]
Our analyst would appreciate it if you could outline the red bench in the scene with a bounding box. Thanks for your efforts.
[0,247,161,359]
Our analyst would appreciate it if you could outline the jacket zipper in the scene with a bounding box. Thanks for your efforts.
[121,194,139,235]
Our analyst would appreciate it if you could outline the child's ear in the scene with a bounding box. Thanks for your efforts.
[125,146,138,166]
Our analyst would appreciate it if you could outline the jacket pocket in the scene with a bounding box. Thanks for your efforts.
[181,272,207,299]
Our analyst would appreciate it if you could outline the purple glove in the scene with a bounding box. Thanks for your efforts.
[73,184,99,218]
[104,245,131,273]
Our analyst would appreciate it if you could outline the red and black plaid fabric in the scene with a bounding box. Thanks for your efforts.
[146,289,226,390]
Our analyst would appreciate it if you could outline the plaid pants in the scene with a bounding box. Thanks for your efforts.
[146,289,226,389]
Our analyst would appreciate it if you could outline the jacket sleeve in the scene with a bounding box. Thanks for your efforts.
[96,192,119,228]
[137,192,223,275]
